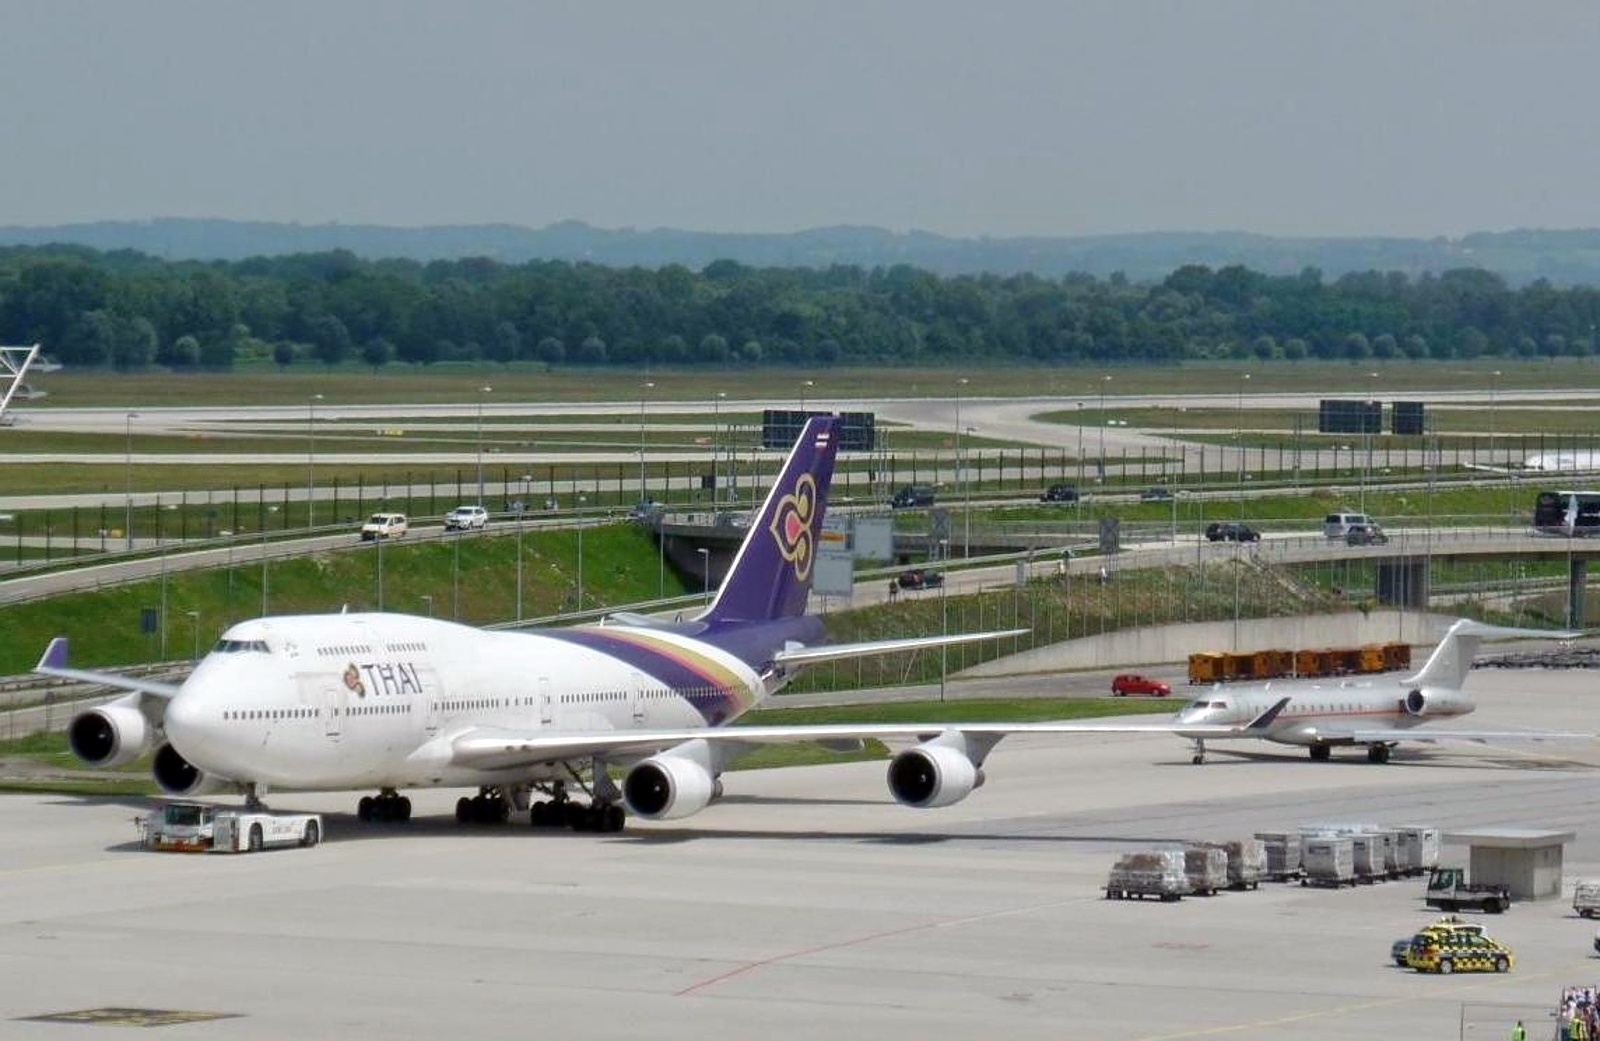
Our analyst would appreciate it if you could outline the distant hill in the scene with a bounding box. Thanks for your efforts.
[6,217,1600,285]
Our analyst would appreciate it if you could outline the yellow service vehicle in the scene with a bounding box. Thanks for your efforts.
[1407,929,1513,974]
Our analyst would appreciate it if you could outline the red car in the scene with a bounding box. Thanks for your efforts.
[1111,673,1171,697]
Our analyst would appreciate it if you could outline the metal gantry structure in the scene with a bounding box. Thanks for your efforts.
[0,344,47,424]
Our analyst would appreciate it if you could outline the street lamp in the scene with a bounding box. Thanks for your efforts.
[307,393,323,529]
[475,385,493,506]
[186,609,201,662]
[712,391,725,502]
[1097,375,1112,480]
[1075,401,1085,522]
[124,411,138,550]
[1361,371,1378,513]
[1236,373,1251,517]
[955,377,968,557]
[800,379,814,414]
[420,594,434,618]
[697,546,711,605]
[638,380,655,504]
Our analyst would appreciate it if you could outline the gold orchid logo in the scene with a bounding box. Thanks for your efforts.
[768,473,817,579]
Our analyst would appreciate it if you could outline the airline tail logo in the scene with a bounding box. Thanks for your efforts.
[768,473,819,580]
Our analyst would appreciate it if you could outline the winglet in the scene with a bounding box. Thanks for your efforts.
[36,636,68,672]
[1246,696,1291,730]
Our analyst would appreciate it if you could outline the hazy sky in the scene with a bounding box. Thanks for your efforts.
[3,2,1598,238]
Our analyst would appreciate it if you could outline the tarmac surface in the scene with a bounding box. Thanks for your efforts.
[5,667,1600,1040]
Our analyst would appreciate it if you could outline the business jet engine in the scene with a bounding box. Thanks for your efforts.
[152,742,228,797]
[887,741,984,809]
[1402,688,1464,717]
[67,703,152,769]
[622,752,717,821]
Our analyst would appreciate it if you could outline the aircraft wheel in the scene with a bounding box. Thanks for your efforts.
[358,796,374,822]
[1310,744,1332,762]
[248,824,264,852]
[397,797,412,823]
[455,797,472,824]
[302,821,320,847]
[605,805,625,832]
[1192,753,1205,765]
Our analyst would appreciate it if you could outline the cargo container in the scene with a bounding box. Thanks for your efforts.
[1197,839,1266,890]
[1392,826,1441,877]
[1106,850,1190,901]
[1183,845,1229,896]
[1301,836,1357,887]
[1254,830,1302,881]
[1187,652,1227,685]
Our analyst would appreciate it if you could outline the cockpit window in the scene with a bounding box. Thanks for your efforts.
[211,639,269,654]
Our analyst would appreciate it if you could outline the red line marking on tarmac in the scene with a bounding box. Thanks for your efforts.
[673,898,1067,997]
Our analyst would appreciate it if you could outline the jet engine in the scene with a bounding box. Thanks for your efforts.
[152,743,227,797]
[622,753,716,820]
[887,742,983,809]
[67,704,152,769]
[1408,690,1465,716]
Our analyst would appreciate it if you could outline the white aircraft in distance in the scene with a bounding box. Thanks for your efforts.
[1095,618,1588,765]
[42,415,1109,834]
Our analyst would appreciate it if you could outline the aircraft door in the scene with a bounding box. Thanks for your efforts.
[420,664,443,735]
[538,677,553,725]
[630,672,647,724]
[298,673,343,741]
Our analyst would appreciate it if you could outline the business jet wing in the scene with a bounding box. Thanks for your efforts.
[32,637,182,699]
[772,627,1030,667]
[445,700,1289,772]
[1345,725,1592,745]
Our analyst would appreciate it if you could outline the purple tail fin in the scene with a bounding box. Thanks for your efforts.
[699,415,841,623]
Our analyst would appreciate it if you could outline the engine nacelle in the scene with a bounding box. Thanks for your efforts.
[1403,688,1466,717]
[67,704,152,768]
[152,743,227,797]
[622,754,716,820]
[887,743,983,809]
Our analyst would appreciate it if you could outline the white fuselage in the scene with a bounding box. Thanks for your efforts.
[1173,676,1471,746]
[163,613,765,791]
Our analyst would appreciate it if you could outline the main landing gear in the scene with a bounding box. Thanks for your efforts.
[455,788,511,824]
[1308,743,1332,762]
[359,789,412,823]
[528,781,625,834]
[1365,743,1393,764]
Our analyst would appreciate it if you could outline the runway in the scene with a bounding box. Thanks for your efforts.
[3,666,1599,1040]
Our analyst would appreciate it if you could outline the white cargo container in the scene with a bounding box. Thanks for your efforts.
[1301,836,1356,887]
[1392,826,1441,877]
[1573,879,1600,918]
[1254,830,1302,881]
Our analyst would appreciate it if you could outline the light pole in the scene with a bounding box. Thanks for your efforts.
[955,377,968,556]
[475,385,493,506]
[1075,401,1085,523]
[124,411,138,550]
[800,379,814,414]
[712,391,725,502]
[307,393,323,529]
[938,538,950,702]
[186,609,200,662]
[638,380,654,505]
[1236,372,1250,518]
[697,546,711,605]
[1361,371,1378,513]
[1097,375,1111,482]
[420,594,433,618]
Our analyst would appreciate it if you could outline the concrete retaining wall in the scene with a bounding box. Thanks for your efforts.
[961,609,1457,677]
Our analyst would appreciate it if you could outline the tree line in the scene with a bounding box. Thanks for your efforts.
[2,244,1599,371]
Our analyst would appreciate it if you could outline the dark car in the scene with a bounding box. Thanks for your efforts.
[896,568,945,590]
[891,485,936,509]
[1205,522,1260,543]
[1140,487,1174,502]
[1345,522,1389,546]
[1040,484,1079,504]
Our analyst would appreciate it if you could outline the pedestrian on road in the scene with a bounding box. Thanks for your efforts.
[887,579,898,603]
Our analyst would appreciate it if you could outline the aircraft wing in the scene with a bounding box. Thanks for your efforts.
[444,709,1280,772]
[1344,726,1592,745]
[772,628,1030,667]
[32,637,182,699]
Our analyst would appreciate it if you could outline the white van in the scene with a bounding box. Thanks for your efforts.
[1323,511,1373,539]
[360,512,409,541]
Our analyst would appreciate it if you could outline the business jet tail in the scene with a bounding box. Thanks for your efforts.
[1407,619,1580,691]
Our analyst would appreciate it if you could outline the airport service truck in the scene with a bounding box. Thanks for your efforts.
[1424,866,1510,914]
[136,801,323,853]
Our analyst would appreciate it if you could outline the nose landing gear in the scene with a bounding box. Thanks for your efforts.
[1190,739,1206,765]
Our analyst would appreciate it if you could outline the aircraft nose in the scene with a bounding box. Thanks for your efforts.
[163,694,209,746]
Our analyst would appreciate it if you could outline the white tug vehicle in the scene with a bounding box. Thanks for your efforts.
[136,801,323,853]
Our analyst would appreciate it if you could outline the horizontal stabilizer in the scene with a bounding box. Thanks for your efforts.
[772,628,1029,668]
